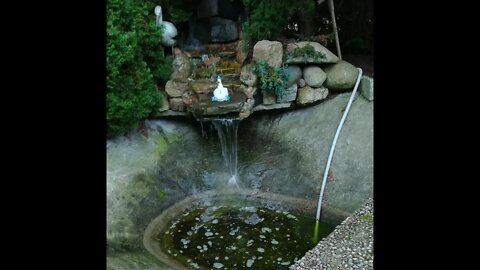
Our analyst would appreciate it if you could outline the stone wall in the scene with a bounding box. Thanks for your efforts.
[159,40,373,120]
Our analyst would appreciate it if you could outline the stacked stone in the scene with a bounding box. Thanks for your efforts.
[251,40,362,107]
[164,55,193,112]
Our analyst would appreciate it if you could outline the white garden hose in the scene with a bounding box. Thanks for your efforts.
[315,68,363,221]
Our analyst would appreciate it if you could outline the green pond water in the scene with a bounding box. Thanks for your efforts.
[155,205,335,269]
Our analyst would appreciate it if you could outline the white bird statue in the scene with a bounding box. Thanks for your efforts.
[212,76,230,102]
[154,5,178,55]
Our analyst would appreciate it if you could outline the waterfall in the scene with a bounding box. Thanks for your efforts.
[212,119,239,186]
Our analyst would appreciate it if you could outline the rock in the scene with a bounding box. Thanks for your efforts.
[277,83,297,103]
[165,80,189,98]
[170,55,193,80]
[169,98,186,112]
[240,64,258,87]
[286,41,340,64]
[262,90,276,105]
[285,65,302,87]
[303,65,327,87]
[210,17,239,42]
[360,76,373,101]
[296,86,328,105]
[182,91,197,107]
[297,78,306,88]
[239,98,255,119]
[240,85,257,99]
[190,79,217,100]
[323,61,359,91]
[253,40,283,67]
[197,102,242,116]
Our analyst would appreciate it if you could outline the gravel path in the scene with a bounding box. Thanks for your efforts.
[290,198,373,270]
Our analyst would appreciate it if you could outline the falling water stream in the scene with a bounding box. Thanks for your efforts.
[212,119,239,187]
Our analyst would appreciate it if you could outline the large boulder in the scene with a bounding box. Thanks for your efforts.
[210,17,239,42]
[165,80,189,98]
[303,65,327,87]
[323,61,359,91]
[253,40,283,67]
[296,86,328,105]
[285,65,302,87]
[286,41,340,64]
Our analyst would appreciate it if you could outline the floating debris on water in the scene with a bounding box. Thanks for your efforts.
[229,226,240,235]
[244,213,264,225]
[155,205,335,269]
[261,227,272,233]
[213,262,224,268]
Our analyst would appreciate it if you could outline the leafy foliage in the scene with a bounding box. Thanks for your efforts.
[161,0,197,24]
[107,0,173,137]
[241,0,316,49]
[241,0,291,49]
[252,60,288,97]
[284,44,326,63]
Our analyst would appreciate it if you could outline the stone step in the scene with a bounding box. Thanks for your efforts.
[190,91,248,117]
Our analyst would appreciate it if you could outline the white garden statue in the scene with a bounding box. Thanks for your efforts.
[211,76,230,102]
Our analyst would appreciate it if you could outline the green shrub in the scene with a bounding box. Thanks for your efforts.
[252,60,288,97]
[241,0,316,50]
[241,0,291,49]
[107,0,173,137]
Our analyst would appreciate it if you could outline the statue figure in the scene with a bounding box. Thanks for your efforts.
[211,76,230,102]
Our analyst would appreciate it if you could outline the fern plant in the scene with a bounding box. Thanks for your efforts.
[284,44,326,63]
[252,60,288,97]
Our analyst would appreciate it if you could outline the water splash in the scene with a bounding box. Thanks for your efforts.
[212,119,239,187]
